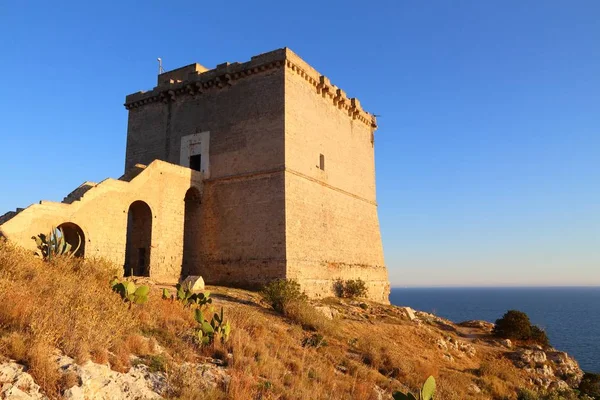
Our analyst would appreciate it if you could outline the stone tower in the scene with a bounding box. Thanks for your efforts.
[0,48,389,302]
[124,48,389,302]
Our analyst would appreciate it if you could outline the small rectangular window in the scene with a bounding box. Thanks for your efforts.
[190,154,201,171]
[319,154,325,170]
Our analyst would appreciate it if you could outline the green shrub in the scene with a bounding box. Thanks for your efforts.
[260,279,307,314]
[530,325,550,347]
[333,278,368,299]
[134,354,168,373]
[517,389,539,400]
[493,310,532,340]
[344,279,368,298]
[579,372,600,398]
[493,310,550,346]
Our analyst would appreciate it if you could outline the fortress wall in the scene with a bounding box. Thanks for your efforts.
[125,61,288,287]
[125,103,169,171]
[125,65,286,177]
[195,172,287,287]
[283,51,377,201]
[283,53,389,302]
[0,161,202,283]
[166,67,286,179]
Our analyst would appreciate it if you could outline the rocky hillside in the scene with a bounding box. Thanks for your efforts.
[0,241,591,399]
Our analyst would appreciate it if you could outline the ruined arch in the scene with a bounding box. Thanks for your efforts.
[182,187,202,279]
[124,200,152,277]
[57,222,85,257]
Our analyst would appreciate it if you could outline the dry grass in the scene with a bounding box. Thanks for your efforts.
[0,240,542,399]
[0,241,133,396]
[476,356,529,399]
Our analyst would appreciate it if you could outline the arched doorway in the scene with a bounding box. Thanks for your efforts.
[182,187,201,278]
[57,222,85,257]
[125,201,152,277]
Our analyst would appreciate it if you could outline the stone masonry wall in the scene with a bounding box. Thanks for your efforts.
[0,161,202,283]
[125,53,288,287]
[283,50,389,302]
[194,172,287,287]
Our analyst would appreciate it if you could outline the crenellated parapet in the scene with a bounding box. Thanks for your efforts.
[124,48,377,129]
[284,52,377,129]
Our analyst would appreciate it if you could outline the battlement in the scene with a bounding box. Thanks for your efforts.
[124,48,377,128]
[158,63,209,86]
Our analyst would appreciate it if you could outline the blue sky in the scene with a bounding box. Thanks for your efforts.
[1,1,598,286]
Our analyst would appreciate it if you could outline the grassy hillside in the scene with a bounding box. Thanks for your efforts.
[0,240,590,399]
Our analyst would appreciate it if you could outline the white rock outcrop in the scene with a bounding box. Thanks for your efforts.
[180,276,205,292]
[58,355,163,400]
[0,362,47,400]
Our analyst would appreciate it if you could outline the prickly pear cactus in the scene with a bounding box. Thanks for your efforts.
[110,278,149,308]
[194,307,231,345]
[392,376,435,400]
[173,283,211,307]
[421,376,436,400]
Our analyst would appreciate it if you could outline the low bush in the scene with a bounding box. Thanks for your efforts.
[284,301,332,332]
[517,389,538,400]
[579,372,600,398]
[333,278,368,299]
[518,388,585,400]
[530,325,550,347]
[493,310,532,340]
[260,279,307,314]
[493,310,550,346]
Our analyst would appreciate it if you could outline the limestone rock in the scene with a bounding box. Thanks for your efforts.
[314,306,339,320]
[436,338,448,351]
[181,276,205,292]
[0,362,47,400]
[436,337,476,358]
[58,356,164,400]
[458,320,495,331]
[547,351,583,386]
[512,349,547,367]
[468,383,482,394]
[509,348,583,390]
[501,339,512,349]
[397,307,416,321]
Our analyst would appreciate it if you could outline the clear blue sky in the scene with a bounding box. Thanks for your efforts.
[1,1,598,287]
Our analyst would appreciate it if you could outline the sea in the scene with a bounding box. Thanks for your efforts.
[389,287,600,373]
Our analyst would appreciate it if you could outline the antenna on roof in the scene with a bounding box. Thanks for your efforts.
[157,58,165,75]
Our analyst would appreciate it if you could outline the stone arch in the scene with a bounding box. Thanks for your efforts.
[125,200,152,277]
[182,187,202,279]
[57,222,85,257]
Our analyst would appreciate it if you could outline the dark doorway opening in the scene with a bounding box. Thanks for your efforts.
[57,222,85,257]
[124,201,152,277]
[190,154,201,171]
[182,187,202,279]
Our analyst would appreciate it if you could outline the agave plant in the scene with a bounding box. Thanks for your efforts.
[393,376,436,400]
[32,226,81,261]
